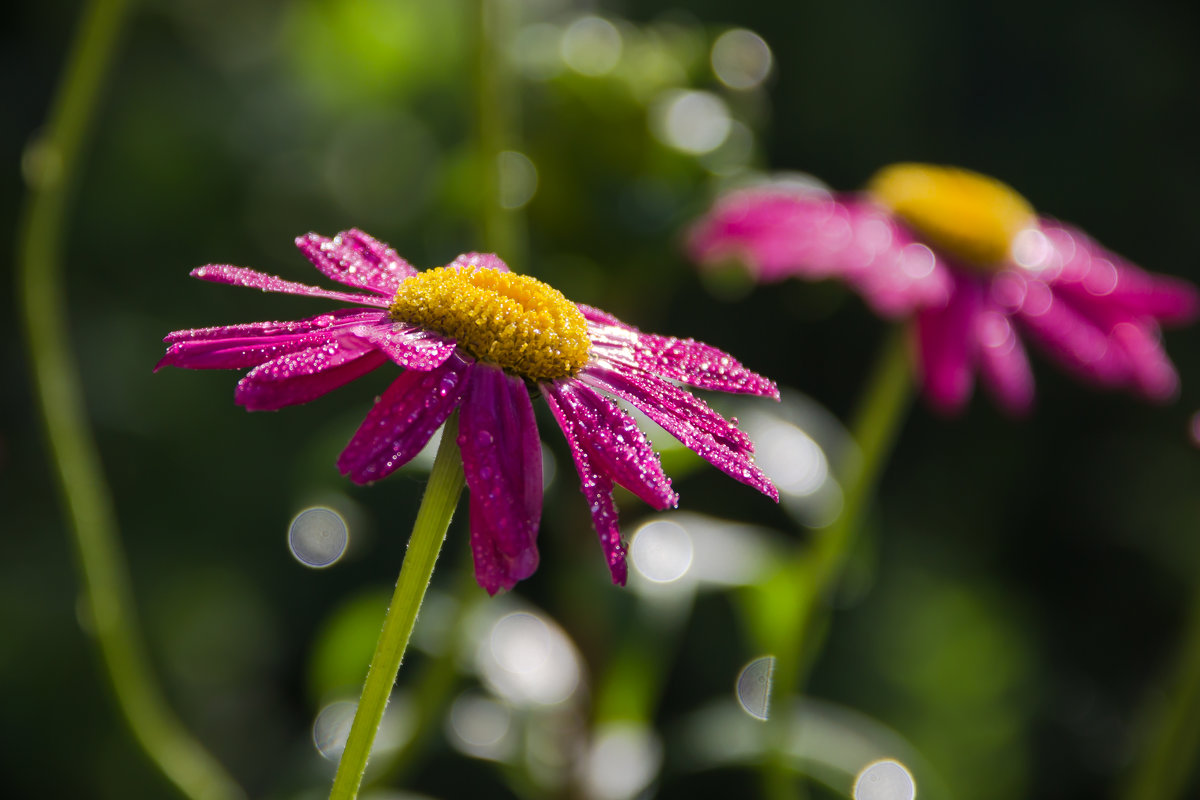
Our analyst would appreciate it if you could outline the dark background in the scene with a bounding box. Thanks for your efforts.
[5,0,1199,798]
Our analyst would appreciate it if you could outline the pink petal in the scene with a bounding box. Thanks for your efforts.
[688,187,951,317]
[544,381,678,510]
[448,252,510,272]
[975,308,1035,416]
[457,364,543,594]
[158,309,383,371]
[588,322,779,398]
[542,387,628,586]
[1041,221,1200,324]
[347,319,459,371]
[295,229,417,297]
[236,344,388,411]
[580,364,778,501]
[1011,278,1131,388]
[915,272,982,415]
[1110,320,1180,400]
[190,264,388,307]
[337,357,472,483]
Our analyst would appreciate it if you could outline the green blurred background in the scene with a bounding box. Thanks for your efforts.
[5,0,1200,798]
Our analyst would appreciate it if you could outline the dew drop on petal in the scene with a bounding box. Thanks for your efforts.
[288,506,349,568]
[736,655,775,720]
[854,759,916,800]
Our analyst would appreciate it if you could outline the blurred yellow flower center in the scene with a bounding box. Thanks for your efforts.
[389,265,590,382]
[867,163,1036,269]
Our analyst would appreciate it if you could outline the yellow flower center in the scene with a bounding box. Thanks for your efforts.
[867,163,1037,269]
[389,265,590,382]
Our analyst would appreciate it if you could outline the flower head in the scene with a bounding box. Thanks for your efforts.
[689,163,1199,415]
[159,230,779,593]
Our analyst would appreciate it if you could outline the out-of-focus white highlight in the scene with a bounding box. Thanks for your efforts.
[561,16,622,76]
[1012,227,1052,271]
[629,512,776,597]
[312,696,411,762]
[581,723,663,800]
[651,90,731,155]
[737,391,848,528]
[446,690,513,761]
[711,28,773,90]
[630,520,694,583]
[478,611,581,706]
[854,759,916,800]
[288,506,348,568]
[498,150,538,210]
[736,656,775,720]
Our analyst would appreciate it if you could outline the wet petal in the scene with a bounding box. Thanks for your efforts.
[580,364,777,501]
[337,356,472,483]
[348,319,459,371]
[543,387,628,586]
[448,252,510,272]
[915,273,981,414]
[458,364,542,593]
[544,381,678,510]
[158,309,382,371]
[1014,280,1130,387]
[295,229,417,297]
[190,264,388,307]
[589,322,778,398]
[236,342,387,411]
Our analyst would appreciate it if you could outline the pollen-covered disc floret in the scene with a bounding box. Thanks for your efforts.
[388,265,591,382]
[868,163,1036,269]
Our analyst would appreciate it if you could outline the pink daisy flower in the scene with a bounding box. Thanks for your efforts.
[158,229,778,593]
[689,164,1199,415]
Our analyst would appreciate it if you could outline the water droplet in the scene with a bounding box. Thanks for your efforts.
[735,655,775,720]
[312,701,357,760]
[288,506,349,568]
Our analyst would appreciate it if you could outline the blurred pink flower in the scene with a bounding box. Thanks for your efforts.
[689,165,1199,415]
[159,229,778,593]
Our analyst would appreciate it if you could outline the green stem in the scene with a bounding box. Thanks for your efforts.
[329,416,466,800]
[1121,571,1200,800]
[16,2,243,799]
[762,325,914,800]
[473,0,524,262]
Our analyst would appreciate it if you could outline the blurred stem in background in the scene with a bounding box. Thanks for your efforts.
[329,414,466,800]
[330,3,525,797]
[1121,570,1200,800]
[747,326,914,800]
[14,1,245,799]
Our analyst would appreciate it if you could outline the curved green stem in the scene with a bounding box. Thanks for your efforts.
[16,2,243,799]
[1121,570,1200,800]
[329,416,466,800]
[758,325,914,800]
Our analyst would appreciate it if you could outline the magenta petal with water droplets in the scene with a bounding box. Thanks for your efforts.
[348,319,459,371]
[580,364,777,501]
[190,264,389,307]
[543,385,628,586]
[589,321,779,398]
[448,252,510,272]
[545,381,678,510]
[458,364,542,594]
[236,343,388,411]
[157,309,381,371]
[295,229,417,297]
[337,357,471,483]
